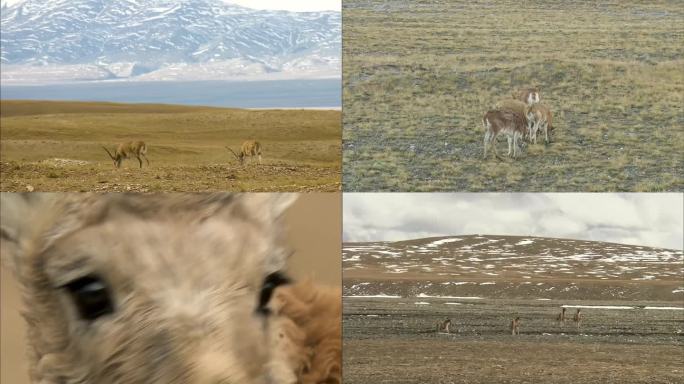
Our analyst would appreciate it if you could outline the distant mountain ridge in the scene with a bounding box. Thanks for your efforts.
[343,235,683,301]
[0,0,340,83]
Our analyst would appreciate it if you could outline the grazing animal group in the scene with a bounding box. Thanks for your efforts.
[436,307,585,337]
[483,86,555,160]
[0,193,340,384]
[101,139,263,169]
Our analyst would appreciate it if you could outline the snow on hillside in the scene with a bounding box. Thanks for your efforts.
[0,0,340,83]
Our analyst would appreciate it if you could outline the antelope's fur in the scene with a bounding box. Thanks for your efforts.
[102,141,149,168]
[0,193,340,384]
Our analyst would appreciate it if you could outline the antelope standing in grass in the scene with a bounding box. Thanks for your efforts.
[436,318,452,333]
[495,99,533,140]
[527,104,554,144]
[483,109,528,159]
[510,317,521,335]
[227,140,262,165]
[557,307,566,327]
[102,140,149,168]
[573,309,582,329]
[512,86,541,105]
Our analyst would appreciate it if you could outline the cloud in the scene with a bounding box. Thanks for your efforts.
[343,193,683,250]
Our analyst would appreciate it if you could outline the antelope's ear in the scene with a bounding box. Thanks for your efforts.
[0,193,57,275]
[239,194,298,223]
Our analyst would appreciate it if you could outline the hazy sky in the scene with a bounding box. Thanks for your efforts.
[1,0,340,11]
[343,193,684,250]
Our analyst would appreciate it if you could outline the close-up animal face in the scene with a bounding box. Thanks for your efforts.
[1,193,299,384]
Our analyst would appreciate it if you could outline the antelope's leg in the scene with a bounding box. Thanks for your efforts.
[544,122,549,144]
[507,136,512,156]
[483,131,490,159]
[136,155,143,168]
[141,153,150,166]
[258,154,262,164]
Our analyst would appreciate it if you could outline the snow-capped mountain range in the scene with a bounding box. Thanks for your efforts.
[0,0,340,83]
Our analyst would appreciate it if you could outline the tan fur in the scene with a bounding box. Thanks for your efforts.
[527,103,554,144]
[495,99,529,119]
[270,282,341,384]
[227,140,263,165]
[483,109,528,159]
[102,140,149,168]
[573,309,582,328]
[556,307,566,326]
[510,317,521,335]
[512,86,541,105]
[0,192,340,384]
[436,318,452,333]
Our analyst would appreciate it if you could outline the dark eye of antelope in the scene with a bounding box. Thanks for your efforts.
[256,271,291,316]
[62,275,114,321]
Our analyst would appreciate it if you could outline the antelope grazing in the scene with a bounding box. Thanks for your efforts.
[436,318,452,333]
[527,104,554,144]
[0,193,341,384]
[556,307,567,326]
[227,140,262,165]
[573,309,583,329]
[512,86,541,105]
[483,109,528,159]
[510,317,521,335]
[102,140,149,168]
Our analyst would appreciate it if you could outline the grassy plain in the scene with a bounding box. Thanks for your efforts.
[0,100,341,191]
[343,298,684,384]
[342,0,684,191]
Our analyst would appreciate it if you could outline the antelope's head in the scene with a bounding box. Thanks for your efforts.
[0,193,299,383]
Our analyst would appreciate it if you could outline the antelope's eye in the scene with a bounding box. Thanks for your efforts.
[63,275,114,321]
[257,271,291,315]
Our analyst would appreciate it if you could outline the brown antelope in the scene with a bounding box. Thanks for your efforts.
[510,317,521,335]
[495,99,532,139]
[527,103,554,144]
[556,307,566,326]
[436,318,452,333]
[483,109,527,159]
[226,140,262,165]
[573,309,582,329]
[512,86,541,105]
[102,141,149,168]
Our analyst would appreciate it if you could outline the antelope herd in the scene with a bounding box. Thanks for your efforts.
[100,139,263,169]
[434,306,586,336]
[483,86,555,160]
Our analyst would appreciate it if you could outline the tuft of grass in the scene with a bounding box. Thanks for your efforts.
[342,0,684,191]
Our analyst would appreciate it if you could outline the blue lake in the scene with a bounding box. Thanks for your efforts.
[0,78,341,109]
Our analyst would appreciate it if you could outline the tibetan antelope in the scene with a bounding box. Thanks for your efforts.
[510,317,521,335]
[0,193,341,384]
[573,309,582,329]
[483,109,528,159]
[512,86,541,105]
[527,103,554,144]
[495,99,532,139]
[226,140,262,165]
[556,307,566,326]
[436,318,452,333]
[102,140,149,168]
